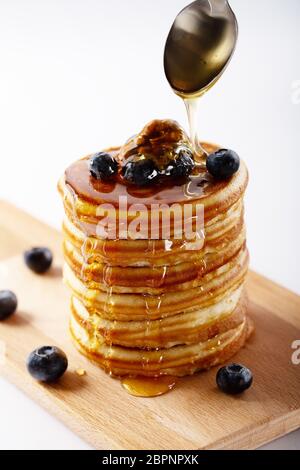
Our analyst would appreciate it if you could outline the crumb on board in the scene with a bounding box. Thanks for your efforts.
[75,368,86,377]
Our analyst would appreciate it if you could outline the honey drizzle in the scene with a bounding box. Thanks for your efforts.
[184,98,206,160]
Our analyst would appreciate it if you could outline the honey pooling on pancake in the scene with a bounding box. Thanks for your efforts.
[58,119,252,395]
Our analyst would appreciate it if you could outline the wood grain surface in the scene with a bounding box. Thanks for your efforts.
[0,200,299,450]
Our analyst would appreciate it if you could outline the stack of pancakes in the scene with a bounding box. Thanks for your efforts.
[58,141,252,377]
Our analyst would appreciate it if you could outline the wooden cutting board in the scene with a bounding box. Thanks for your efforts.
[0,199,299,450]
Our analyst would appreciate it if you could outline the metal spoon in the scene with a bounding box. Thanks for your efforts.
[164,0,238,98]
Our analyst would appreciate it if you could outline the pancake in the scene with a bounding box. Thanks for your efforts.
[59,120,252,380]
[63,237,247,293]
[70,287,247,348]
[70,313,253,377]
[61,196,245,267]
[63,247,248,320]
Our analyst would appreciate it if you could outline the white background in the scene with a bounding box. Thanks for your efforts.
[0,0,299,450]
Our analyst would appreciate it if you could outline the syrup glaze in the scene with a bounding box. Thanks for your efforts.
[65,149,227,208]
[65,119,229,207]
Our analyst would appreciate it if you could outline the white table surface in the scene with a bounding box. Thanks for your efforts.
[0,0,299,450]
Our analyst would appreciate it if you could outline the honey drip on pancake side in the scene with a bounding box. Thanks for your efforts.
[65,182,116,374]
[65,184,94,286]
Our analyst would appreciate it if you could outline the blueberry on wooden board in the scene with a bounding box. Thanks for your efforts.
[216,363,253,395]
[0,290,17,320]
[24,247,53,274]
[27,346,68,383]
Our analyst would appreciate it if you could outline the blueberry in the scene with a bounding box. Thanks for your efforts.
[0,290,17,320]
[166,148,195,178]
[206,149,240,179]
[122,159,159,186]
[217,363,253,395]
[27,346,68,383]
[89,152,118,180]
[24,247,53,274]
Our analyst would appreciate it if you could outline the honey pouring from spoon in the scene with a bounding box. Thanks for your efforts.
[164,0,238,161]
